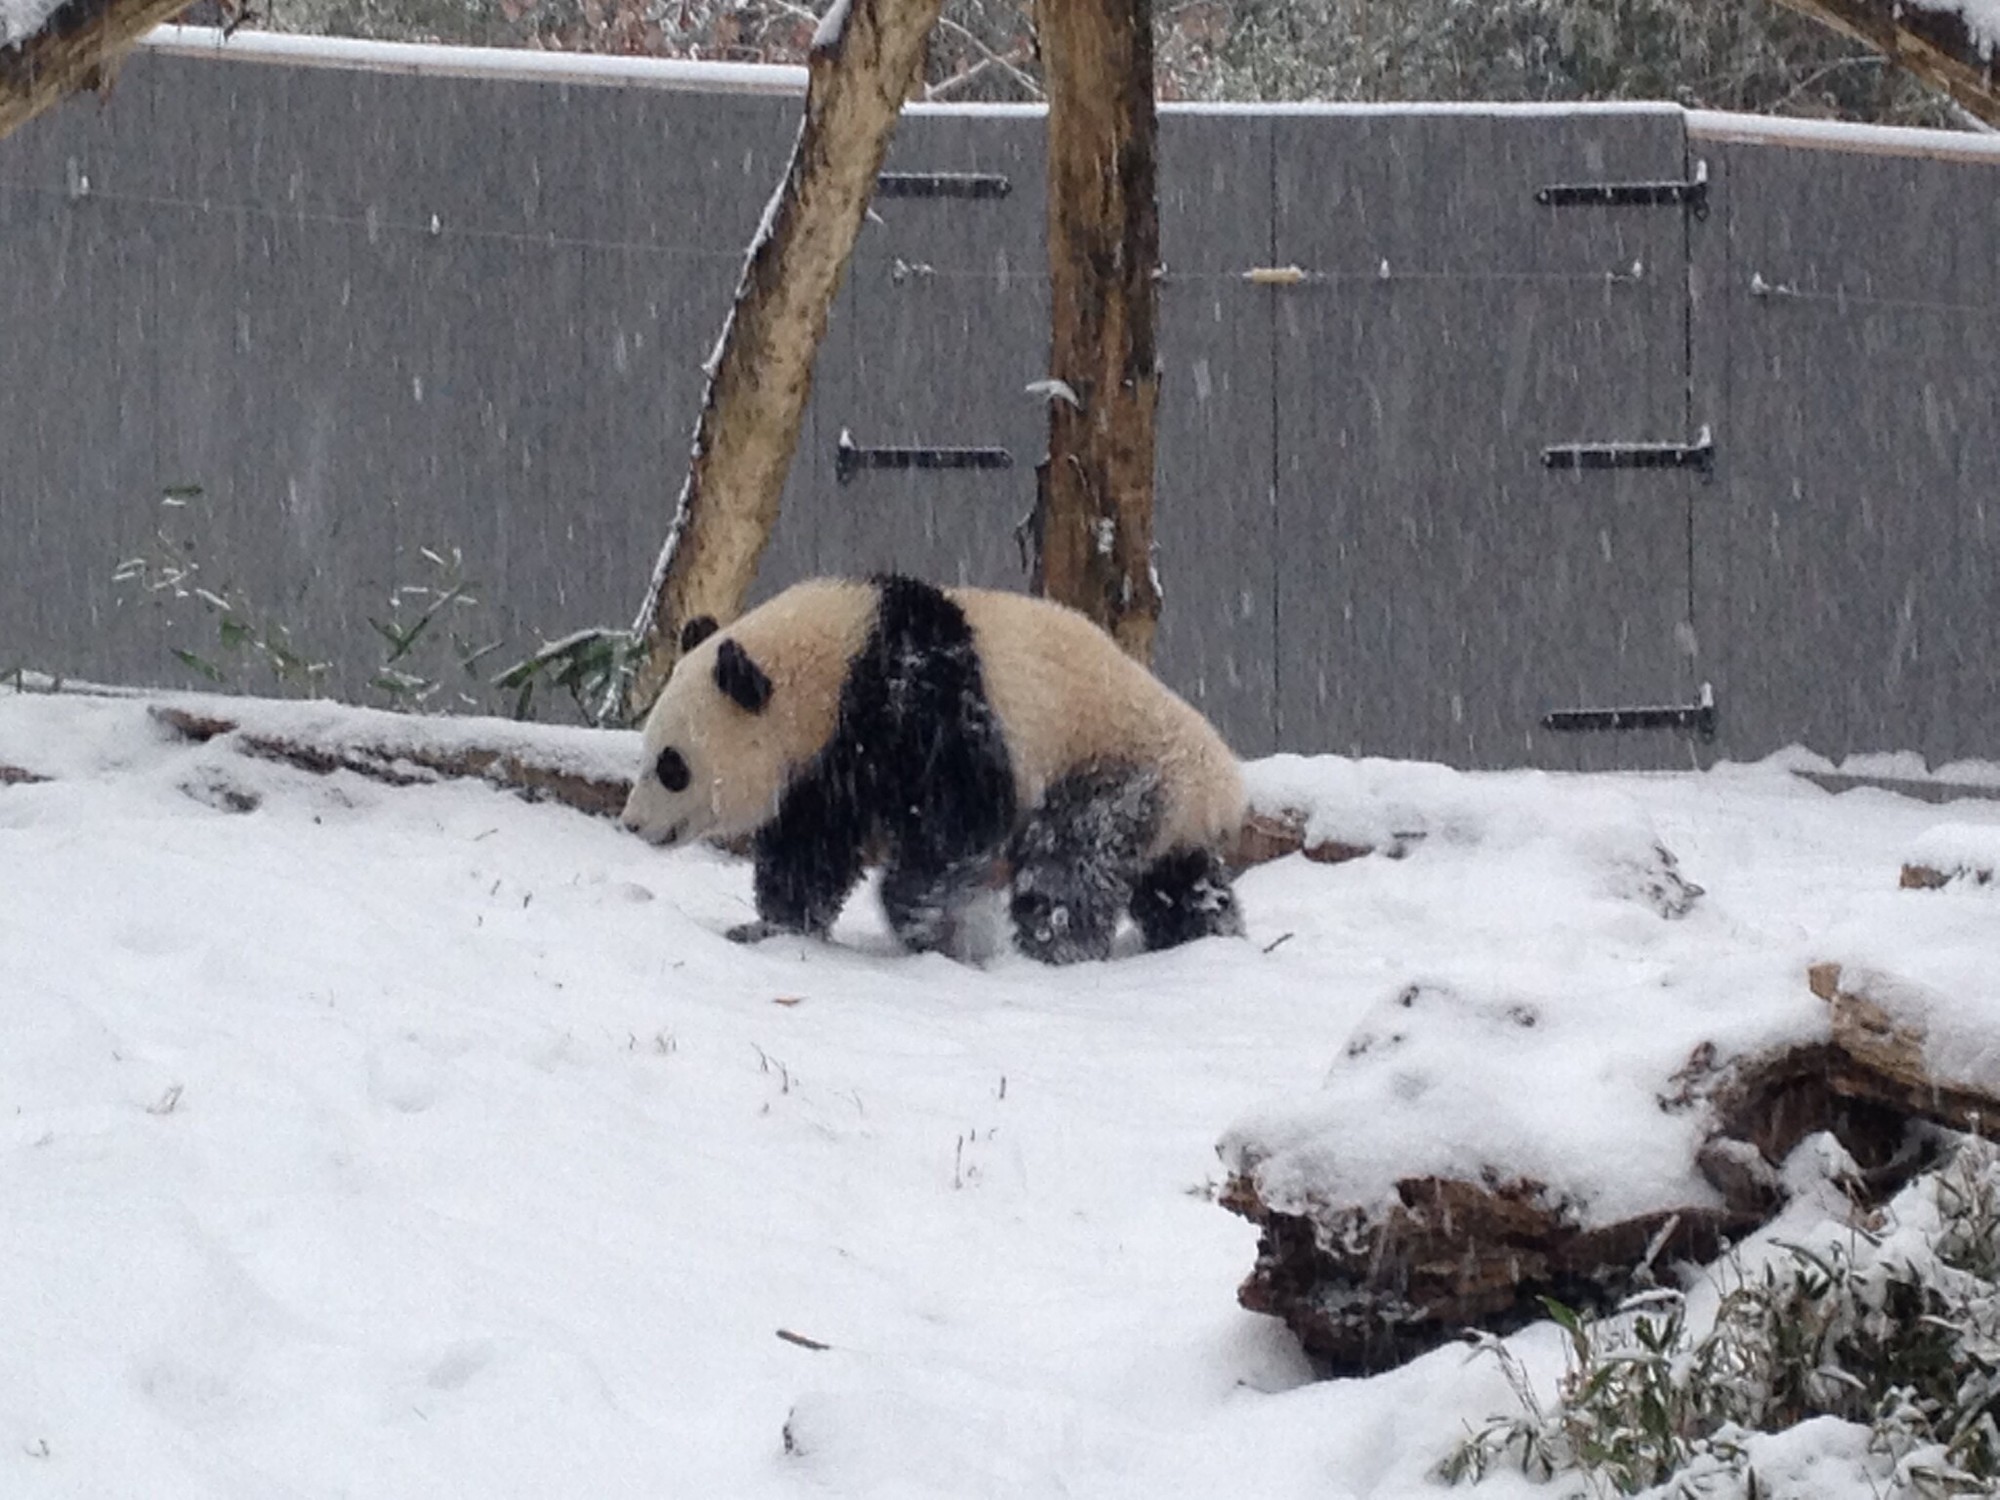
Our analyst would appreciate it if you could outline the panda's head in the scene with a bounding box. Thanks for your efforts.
[619,614,777,847]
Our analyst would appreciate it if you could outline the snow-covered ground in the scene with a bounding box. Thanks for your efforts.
[5,686,2000,1499]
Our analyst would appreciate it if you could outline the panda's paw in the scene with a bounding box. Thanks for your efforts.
[725,918,792,945]
[1009,890,1114,965]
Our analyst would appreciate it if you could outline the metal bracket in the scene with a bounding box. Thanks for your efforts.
[836,430,1014,485]
[1544,682,1716,740]
[1544,425,1714,474]
[875,172,1011,201]
[1536,159,1708,215]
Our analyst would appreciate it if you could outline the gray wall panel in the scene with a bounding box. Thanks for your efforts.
[1154,112,1277,756]
[7,52,2000,769]
[0,71,167,687]
[1273,111,1700,768]
[1700,142,2000,766]
[822,112,1045,591]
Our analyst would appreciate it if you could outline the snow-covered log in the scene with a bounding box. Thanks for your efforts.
[1221,955,2000,1375]
[1030,0,1162,664]
[1768,0,2000,126]
[622,0,944,718]
[147,701,635,818]
[0,0,198,140]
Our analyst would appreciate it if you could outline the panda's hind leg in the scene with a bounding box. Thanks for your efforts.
[880,853,1007,959]
[1131,846,1244,952]
[1009,765,1160,965]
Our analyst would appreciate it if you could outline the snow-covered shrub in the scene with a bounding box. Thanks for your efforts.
[1443,1136,2000,1498]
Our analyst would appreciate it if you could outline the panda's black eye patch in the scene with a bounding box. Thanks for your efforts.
[654,747,691,793]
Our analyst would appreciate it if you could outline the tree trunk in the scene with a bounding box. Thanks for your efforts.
[621,0,945,719]
[1767,0,2000,126]
[1031,0,1161,665]
[0,0,198,140]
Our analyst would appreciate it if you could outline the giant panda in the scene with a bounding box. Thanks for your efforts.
[618,574,1246,964]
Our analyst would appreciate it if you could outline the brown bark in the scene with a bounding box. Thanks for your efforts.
[1767,0,2000,127]
[1031,0,1161,664]
[623,0,944,718]
[0,0,195,141]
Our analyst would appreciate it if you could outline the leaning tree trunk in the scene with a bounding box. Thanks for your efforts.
[0,0,199,139]
[1030,0,1162,665]
[1768,0,2000,126]
[621,0,946,719]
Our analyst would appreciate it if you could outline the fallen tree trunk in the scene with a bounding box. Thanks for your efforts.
[0,0,198,141]
[621,0,946,719]
[148,704,632,818]
[1767,0,2000,127]
[1222,959,2000,1374]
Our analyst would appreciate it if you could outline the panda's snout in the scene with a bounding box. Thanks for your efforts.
[621,814,686,848]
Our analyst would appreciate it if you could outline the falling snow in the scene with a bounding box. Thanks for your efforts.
[5,687,1999,1496]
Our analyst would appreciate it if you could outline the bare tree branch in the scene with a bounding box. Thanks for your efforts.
[1766,0,2000,126]
[621,0,945,717]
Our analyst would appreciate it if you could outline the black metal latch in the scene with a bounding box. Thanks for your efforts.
[1536,159,1708,214]
[835,429,1014,485]
[875,172,1011,200]
[1544,682,1716,740]
[1544,425,1714,474]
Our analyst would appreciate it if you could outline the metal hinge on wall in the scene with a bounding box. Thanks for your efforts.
[1535,158,1708,214]
[1544,683,1716,740]
[835,429,1014,485]
[1543,426,1714,474]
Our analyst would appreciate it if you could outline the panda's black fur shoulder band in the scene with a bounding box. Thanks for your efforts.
[755,575,1018,950]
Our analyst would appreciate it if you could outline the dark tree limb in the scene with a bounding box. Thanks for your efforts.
[1030,0,1162,664]
[0,0,199,140]
[622,0,945,718]
[1768,0,2000,126]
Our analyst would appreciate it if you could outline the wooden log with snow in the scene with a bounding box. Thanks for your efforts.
[621,0,945,719]
[0,0,200,140]
[1220,958,2000,1375]
[147,700,635,818]
[1899,822,2000,890]
[1768,0,2000,128]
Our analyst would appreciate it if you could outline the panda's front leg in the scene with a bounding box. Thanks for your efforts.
[733,772,869,945]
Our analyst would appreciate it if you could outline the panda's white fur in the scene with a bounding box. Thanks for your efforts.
[621,579,878,846]
[954,586,1244,859]
[620,575,1245,961]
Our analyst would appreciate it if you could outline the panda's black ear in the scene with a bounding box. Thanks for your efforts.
[714,638,773,714]
[679,615,719,654]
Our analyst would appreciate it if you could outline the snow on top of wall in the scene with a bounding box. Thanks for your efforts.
[1,0,66,49]
[126,25,2000,167]
[140,22,809,94]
